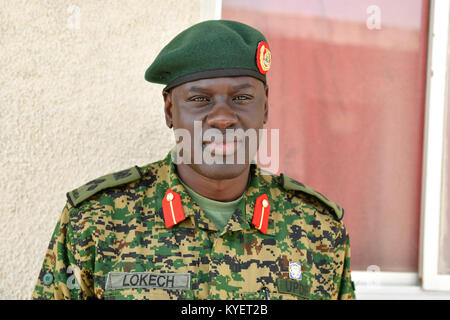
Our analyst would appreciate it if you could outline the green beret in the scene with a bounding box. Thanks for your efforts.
[145,20,272,91]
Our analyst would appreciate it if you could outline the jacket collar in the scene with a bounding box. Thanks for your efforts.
[149,150,276,236]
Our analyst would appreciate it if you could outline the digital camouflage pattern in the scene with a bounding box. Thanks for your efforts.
[32,151,355,300]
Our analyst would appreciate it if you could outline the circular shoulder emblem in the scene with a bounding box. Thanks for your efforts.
[256,41,271,74]
[42,272,54,285]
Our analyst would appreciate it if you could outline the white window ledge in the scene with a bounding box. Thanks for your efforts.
[352,271,450,300]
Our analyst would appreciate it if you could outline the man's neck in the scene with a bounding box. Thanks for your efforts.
[175,164,250,202]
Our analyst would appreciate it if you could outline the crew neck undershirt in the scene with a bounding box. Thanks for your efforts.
[179,179,244,232]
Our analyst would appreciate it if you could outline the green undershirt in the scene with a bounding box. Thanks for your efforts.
[179,179,244,232]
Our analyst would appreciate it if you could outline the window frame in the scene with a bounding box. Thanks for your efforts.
[213,0,450,298]
[419,0,450,292]
[341,0,450,295]
[340,0,450,296]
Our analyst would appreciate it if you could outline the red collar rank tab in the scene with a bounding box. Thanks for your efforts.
[252,194,270,234]
[162,189,186,228]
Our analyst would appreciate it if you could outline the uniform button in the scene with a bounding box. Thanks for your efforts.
[262,199,269,208]
[166,192,174,201]
[42,272,53,285]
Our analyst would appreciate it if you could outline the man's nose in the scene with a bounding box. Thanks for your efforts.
[206,100,238,129]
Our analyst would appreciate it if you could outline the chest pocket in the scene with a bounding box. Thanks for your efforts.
[103,288,194,300]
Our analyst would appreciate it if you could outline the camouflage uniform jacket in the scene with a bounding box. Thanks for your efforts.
[32,151,356,300]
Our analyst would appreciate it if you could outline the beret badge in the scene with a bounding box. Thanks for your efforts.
[256,41,271,74]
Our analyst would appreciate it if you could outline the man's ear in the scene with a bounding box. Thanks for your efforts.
[263,85,269,124]
[163,90,173,129]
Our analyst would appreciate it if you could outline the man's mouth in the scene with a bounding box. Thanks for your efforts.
[203,139,244,156]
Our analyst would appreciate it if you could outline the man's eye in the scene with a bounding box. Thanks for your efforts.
[233,95,252,101]
[189,96,209,102]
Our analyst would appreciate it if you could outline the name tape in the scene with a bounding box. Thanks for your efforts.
[105,272,191,291]
[276,278,310,299]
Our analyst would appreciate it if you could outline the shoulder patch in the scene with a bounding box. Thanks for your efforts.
[280,173,344,221]
[67,166,143,208]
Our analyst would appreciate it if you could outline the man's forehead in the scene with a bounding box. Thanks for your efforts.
[175,76,263,93]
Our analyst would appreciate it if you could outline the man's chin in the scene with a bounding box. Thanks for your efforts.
[189,162,250,181]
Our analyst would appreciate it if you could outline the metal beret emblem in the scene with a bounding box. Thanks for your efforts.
[256,41,271,74]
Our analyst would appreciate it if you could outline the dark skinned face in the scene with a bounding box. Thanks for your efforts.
[163,76,269,181]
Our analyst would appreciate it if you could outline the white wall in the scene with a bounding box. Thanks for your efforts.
[0,0,206,299]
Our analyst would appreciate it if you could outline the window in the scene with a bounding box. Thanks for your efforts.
[220,0,450,297]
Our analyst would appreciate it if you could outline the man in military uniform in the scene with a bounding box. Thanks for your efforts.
[32,20,355,300]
